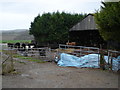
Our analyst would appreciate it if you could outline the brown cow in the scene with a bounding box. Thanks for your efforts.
[66,42,76,46]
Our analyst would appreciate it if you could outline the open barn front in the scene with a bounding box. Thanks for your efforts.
[69,30,106,48]
[69,14,107,49]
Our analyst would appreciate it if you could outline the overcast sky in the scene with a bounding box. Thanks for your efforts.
[0,0,104,30]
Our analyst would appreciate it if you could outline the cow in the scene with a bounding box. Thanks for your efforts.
[7,43,14,48]
[21,43,26,48]
[66,42,76,46]
[14,42,20,48]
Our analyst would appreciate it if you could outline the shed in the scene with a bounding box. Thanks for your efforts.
[69,14,106,48]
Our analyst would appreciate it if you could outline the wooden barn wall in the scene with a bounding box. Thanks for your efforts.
[69,30,106,48]
[70,15,98,31]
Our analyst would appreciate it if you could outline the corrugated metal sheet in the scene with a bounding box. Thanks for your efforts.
[70,14,98,31]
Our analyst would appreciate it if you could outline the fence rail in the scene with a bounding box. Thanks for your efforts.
[59,44,100,56]
[58,44,100,66]
[2,44,120,71]
[58,44,120,71]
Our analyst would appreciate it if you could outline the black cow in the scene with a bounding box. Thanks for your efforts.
[21,43,26,51]
[7,43,14,48]
[21,43,26,48]
[14,42,20,48]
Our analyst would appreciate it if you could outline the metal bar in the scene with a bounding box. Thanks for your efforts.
[2,56,10,64]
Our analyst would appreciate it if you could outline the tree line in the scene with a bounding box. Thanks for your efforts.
[29,11,86,45]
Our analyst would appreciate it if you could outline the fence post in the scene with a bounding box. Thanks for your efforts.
[110,53,113,71]
[10,49,14,72]
[98,48,100,67]
[107,50,110,70]
[80,47,81,57]
[59,44,61,49]
[100,49,105,70]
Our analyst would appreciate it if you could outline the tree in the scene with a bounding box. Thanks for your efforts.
[29,11,86,45]
[95,2,120,45]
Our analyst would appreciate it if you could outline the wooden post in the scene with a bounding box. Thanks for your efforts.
[100,49,105,70]
[59,44,61,49]
[10,49,14,72]
[110,53,113,71]
[108,51,110,70]
[98,48,100,67]
[80,47,81,57]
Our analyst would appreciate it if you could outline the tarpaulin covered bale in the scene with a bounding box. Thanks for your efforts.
[57,53,120,71]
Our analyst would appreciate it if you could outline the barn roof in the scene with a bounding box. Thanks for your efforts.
[70,14,98,31]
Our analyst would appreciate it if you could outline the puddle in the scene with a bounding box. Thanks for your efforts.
[21,74,29,77]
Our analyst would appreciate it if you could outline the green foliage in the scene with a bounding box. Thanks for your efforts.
[95,2,120,43]
[29,11,86,44]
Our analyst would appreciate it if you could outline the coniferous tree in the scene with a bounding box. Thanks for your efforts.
[95,2,120,43]
[29,12,86,45]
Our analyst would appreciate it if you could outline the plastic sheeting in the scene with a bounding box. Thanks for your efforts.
[57,53,120,71]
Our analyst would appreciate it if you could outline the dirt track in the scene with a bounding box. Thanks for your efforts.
[2,58,119,88]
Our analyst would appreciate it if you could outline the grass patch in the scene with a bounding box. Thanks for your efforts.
[11,51,47,64]
[0,40,31,43]
[13,54,22,58]
[15,60,26,64]
[17,56,33,60]
[13,54,46,63]
[28,59,46,63]
[13,54,32,59]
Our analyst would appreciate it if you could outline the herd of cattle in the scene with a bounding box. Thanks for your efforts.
[7,42,47,56]
[7,42,77,51]
[7,42,37,51]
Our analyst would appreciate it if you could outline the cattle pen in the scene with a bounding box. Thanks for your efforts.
[1,43,120,75]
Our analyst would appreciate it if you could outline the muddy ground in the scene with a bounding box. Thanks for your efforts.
[2,56,119,88]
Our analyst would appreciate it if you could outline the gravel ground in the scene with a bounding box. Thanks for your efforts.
[2,56,119,88]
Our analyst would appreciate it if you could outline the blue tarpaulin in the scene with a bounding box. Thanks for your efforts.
[57,53,120,71]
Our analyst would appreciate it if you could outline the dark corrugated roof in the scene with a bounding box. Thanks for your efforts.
[70,14,98,31]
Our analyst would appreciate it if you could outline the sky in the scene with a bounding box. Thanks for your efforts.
[0,0,105,30]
